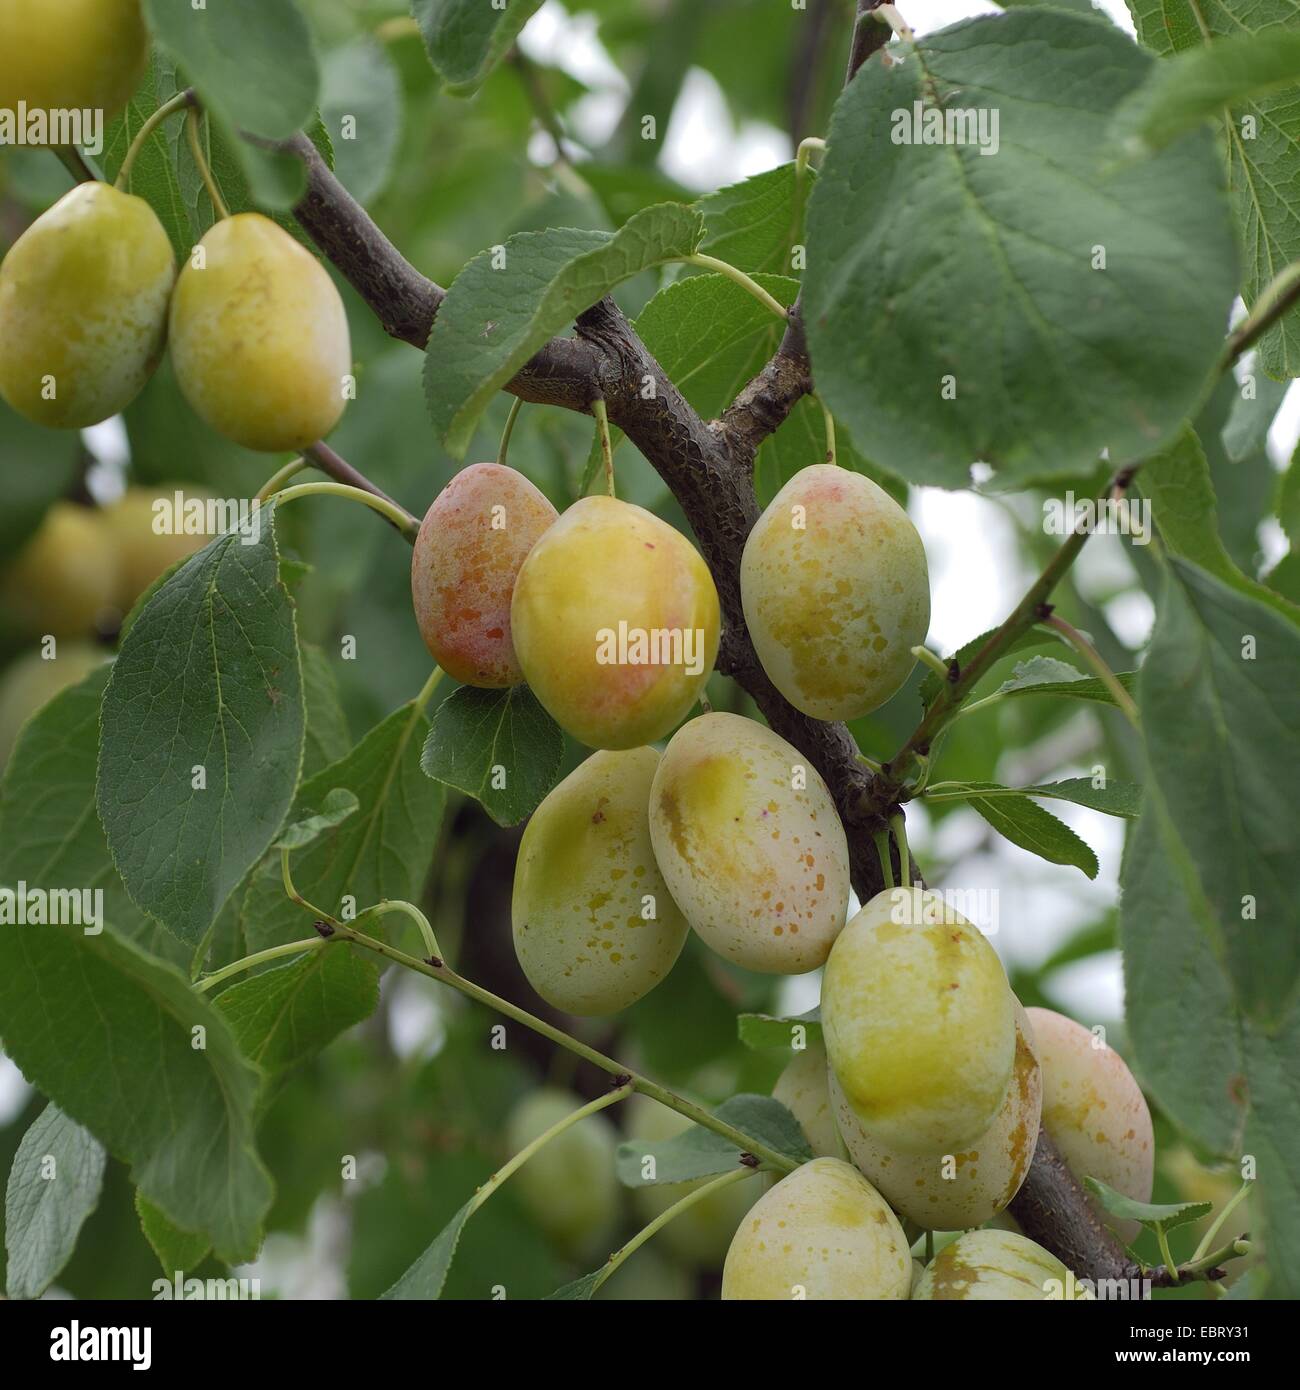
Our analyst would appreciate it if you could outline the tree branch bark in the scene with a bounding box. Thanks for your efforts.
[274,17,1131,1287]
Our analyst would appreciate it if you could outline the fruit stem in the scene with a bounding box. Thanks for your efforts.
[683,254,790,320]
[115,89,196,189]
[468,1083,633,1219]
[1220,258,1300,368]
[873,828,896,889]
[889,812,911,888]
[254,457,309,502]
[874,3,917,44]
[925,1228,934,1262]
[795,136,826,179]
[585,1166,759,1293]
[186,106,231,220]
[336,922,803,1173]
[411,665,445,715]
[1156,1222,1180,1283]
[592,397,616,497]
[910,645,949,681]
[1180,1238,1251,1278]
[817,394,837,467]
[1191,1180,1253,1264]
[271,480,421,541]
[497,396,524,466]
[193,935,333,992]
[1042,614,1140,729]
[53,145,99,184]
[355,898,441,961]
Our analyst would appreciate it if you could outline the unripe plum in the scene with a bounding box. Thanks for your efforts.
[822,886,1015,1155]
[648,712,851,974]
[101,485,216,611]
[510,496,720,749]
[1026,1007,1154,1242]
[913,1229,1085,1300]
[0,643,106,768]
[1,502,121,639]
[169,213,351,452]
[512,746,689,1015]
[625,1094,759,1268]
[0,182,174,428]
[504,1088,620,1260]
[831,999,1041,1229]
[772,1040,848,1160]
[0,1,147,128]
[411,463,557,687]
[740,464,930,720]
[721,1157,911,1300]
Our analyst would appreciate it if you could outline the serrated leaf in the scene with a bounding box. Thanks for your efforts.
[1085,1177,1212,1233]
[1126,0,1300,378]
[215,944,379,1079]
[806,8,1238,485]
[274,788,360,851]
[420,685,563,827]
[412,0,545,95]
[97,510,305,947]
[917,629,1058,710]
[425,205,704,456]
[1112,28,1300,154]
[0,666,187,968]
[301,643,351,779]
[988,655,1139,707]
[544,1269,603,1300]
[963,785,1099,877]
[616,1095,812,1186]
[5,1106,106,1300]
[737,1009,823,1052]
[1139,427,1300,624]
[135,1193,210,1277]
[931,777,1141,820]
[697,162,804,275]
[241,700,443,954]
[381,1195,472,1300]
[0,922,272,1262]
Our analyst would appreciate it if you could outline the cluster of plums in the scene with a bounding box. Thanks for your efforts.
[410,460,1153,1298]
[0,0,349,453]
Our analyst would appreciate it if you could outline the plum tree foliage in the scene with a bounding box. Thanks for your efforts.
[0,0,1287,1309]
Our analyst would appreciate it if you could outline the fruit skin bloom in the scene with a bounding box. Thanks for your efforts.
[741,464,930,720]
[0,182,175,428]
[821,886,1016,1155]
[721,1158,911,1300]
[410,463,557,687]
[510,495,720,749]
[0,0,148,126]
[648,711,851,974]
[168,213,352,452]
[512,746,689,1015]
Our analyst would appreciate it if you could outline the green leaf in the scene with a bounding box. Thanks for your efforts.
[697,162,803,275]
[933,777,1141,820]
[424,205,704,456]
[215,945,379,1079]
[5,1106,106,1300]
[0,922,272,1263]
[420,685,563,827]
[986,655,1139,707]
[917,629,1058,710]
[1084,1177,1212,1233]
[411,0,545,96]
[380,1194,472,1300]
[545,1269,604,1300]
[737,1009,823,1053]
[1139,428,1300,624]
[241,701,443,954]
[963,785,1099,877]
[274,788,360,851]
[143,0,318,139]
[135,1193,210,1277]
[615,1095,812,1187]
[0,667,187,968]
[1140,559,1300,1019]
[805,8,1238,485]
[1126,0,1300,378]
[320,36,403,205]
[1112,28,1300,153]
[301,643,352,780]
[97,511,305,947]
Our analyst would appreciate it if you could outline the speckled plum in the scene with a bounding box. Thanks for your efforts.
[773,1039,849,1160]
[913,1229,1086,1300]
